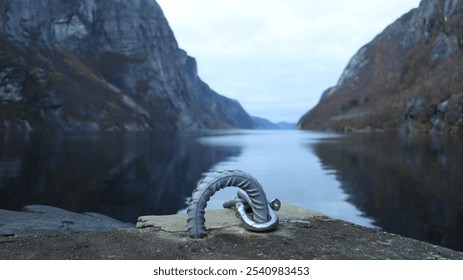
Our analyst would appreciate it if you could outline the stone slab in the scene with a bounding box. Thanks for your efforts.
[136,203,325,232]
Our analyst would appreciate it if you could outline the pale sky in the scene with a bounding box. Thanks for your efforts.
[157,0,422,123]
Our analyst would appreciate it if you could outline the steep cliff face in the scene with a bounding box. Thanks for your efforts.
[298,0,463,133]
[0,0,255,130]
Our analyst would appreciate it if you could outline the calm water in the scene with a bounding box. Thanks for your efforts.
[0,130,462,251]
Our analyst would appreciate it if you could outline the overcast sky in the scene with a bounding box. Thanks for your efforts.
[157,0,422,123]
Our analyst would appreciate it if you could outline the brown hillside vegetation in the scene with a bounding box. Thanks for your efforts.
[298,0,463,133]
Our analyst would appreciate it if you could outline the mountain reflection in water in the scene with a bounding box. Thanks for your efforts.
[0,131,240,223]
[311,133,463,252]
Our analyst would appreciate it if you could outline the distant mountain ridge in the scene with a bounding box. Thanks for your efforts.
[0,0,255,130]
[252,116,296,130]
[298,0,463,133]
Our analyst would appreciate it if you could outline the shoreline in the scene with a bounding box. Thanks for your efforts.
[1,204,463,260]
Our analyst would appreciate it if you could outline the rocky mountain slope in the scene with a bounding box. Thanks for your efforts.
[0,0,255,130]
[298,0,463,133]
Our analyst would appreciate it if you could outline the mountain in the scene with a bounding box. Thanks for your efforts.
[298,0,463,133]
[251,116,296,130]
[276,122,296,130]
[0,0,255,131]
[251,116,279,129]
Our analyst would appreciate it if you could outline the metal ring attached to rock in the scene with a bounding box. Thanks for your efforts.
[224,189,280,232]
[186,170,279,238]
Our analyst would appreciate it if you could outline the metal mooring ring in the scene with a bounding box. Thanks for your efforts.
[224,189,280,232]
[186,170,280,238]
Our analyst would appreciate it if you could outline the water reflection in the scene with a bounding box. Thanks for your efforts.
[0,131,240,223]
[2,130,462,252]
[311,133,463,251]
[195,130,376,227]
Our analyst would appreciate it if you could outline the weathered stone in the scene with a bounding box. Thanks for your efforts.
[401,93,463,132]
[137,203,324,232]
[0,205,132,236]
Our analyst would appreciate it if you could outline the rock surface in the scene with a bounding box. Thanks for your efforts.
[298,0,463,133]
[0,0,255,130]
[1,204,462,260]
[0,205,132,236]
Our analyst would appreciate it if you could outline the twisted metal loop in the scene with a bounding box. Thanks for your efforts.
[224,189,280,232]
[186,170,270,238]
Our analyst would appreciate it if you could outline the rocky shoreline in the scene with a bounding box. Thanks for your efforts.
[0,205,133,237]
[1,204,463,260]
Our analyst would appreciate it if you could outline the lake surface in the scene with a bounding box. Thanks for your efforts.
[0,130,462,252]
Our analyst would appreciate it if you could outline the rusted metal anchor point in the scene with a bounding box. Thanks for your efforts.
[186,170,280,238]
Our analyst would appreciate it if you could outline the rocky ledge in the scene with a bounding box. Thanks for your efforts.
[1,204,462,260]
[0,205,133,236]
